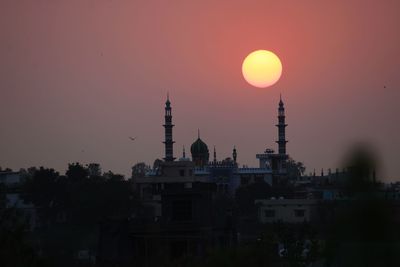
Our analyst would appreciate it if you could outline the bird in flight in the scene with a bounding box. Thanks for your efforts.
[129,137,136,141]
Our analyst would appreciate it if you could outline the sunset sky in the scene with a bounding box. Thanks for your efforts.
[1,1,399,180]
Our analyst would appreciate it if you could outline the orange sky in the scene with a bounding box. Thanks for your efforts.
[1,1,399,180]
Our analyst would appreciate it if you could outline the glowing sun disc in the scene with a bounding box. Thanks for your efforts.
[242,50,282,88]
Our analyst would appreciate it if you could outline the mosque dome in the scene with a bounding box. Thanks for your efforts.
[191,136,209,167]
[191,138,209,155]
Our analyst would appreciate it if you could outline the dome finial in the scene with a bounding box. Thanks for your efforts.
[198,128,200,139]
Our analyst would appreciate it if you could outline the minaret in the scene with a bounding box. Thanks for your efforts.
[213,146,217,163]
[232,146,237,163]
[183,145,186,158]
[276,95,288,155]
[163,94,175,161]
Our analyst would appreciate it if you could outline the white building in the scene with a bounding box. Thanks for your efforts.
[1,171,38,229]
[0,171,22,185]
[255,198,318,223]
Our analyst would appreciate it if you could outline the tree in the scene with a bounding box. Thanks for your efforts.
[19,164,140,267]
[0,207,49,267]
[22,167,64,223]
[131,162,149,179]
[103,171,124,181]
[286,157,306,180]
[66,162,88,182]
[269,222,320,267]
[153,159,163,170]
[86,163,102,178]
[0,167,13,172]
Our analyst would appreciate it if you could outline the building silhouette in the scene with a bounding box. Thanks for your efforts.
[163,94,175,161]
[135,95,290,200]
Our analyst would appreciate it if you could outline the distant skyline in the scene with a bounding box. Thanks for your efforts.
[1,1,399,180]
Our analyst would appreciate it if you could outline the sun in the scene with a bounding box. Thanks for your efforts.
[242,50,282,88]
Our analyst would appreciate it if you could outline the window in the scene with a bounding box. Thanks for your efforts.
[264,209,276,218]
[179,169,185,176]
[294,209,305,217]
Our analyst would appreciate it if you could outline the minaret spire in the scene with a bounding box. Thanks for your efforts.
[198,129,200,139]
[276,95,288,155]
[213,145,217,163]
[233,146,237,163]
[163,95,175,161]
[183,145,186,158]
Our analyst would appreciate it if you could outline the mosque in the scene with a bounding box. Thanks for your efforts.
[135,95,289,200]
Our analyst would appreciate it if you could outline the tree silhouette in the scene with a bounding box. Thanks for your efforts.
[286,157,306,180]
[66,162,88,183]
[132,162,149,179]
[0,207,50,267]
[22,167,65,223]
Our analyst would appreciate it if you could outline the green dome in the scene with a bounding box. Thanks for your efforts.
[191,138,209,155]
[190,131,209,167]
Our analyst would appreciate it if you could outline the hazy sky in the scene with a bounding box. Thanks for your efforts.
[1,0,399,180]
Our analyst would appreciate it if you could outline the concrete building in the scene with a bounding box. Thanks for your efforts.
[0,171,38,229]
[256,95,288,181]
[0,171,22,185]
[255,198,318,223]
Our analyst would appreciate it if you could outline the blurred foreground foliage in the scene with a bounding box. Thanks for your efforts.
[324,145,400,267]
